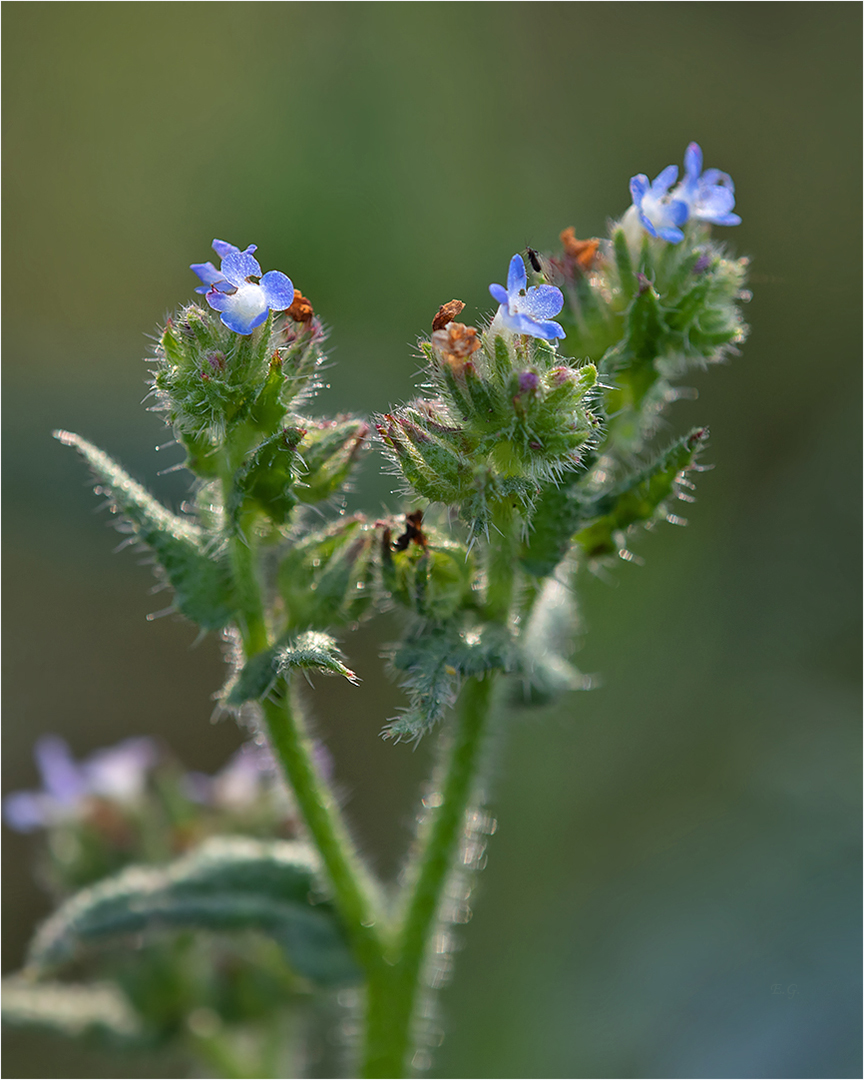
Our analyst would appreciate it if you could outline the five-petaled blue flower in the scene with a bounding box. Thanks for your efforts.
[629,166,689,243]
[191,239,295,335]
[676,142,741,227]
[489,255,566,341]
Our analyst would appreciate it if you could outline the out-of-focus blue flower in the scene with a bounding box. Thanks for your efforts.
[489,255,565,341]
[184,740,279,810]
[191,239,295,335]
[675,142,741,227]
[3,736,158,833]
[628,167,689,243]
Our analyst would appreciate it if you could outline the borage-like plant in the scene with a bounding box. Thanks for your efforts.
[4,143,748,1078]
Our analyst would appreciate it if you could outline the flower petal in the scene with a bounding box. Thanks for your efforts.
[220,250,263,286]
[656,224,685,243]
[259,270,295,311]
[191,260,224,285]
[489,283,509,306]
[652,164,679,194]
[212,239,257,259]
[517,283,564,320]
[2,791,48,832]
[629,174,649,204]
[35,736,87,806]
[684,142,703,182]
[506,254,527,296]
[220,307,270,335]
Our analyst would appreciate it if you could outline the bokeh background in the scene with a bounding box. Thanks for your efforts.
[3,4,860,1078]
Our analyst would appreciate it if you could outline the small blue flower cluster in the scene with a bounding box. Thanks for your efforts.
[629,142,741,243]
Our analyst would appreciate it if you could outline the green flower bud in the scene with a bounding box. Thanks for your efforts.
[278,516,376,630]
[380,512,475,623]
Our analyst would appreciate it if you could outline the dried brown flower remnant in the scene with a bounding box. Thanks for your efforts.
[432,299,466,332]
[431,322,481,369]
[560,228,600,272]
[392,509,427,551]
[287,289,314,323]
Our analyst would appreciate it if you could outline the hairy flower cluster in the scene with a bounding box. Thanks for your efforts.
[378,254,598,532]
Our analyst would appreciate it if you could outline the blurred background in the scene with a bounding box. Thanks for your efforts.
[3,4,860,1077]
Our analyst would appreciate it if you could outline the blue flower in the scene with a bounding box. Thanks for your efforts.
[191,239,295,335]
[3,735,157,832]
[489,255,565,341]
[628,166,689,243]
[675,142,741,227]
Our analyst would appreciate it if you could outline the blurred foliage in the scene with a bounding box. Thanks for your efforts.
[3,4,860,1078]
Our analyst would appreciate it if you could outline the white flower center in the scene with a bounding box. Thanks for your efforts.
[228,282,268,324]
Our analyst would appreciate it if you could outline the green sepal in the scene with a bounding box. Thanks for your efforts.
[27,837,361,987]
[1,976,146,1046]
[54,431,237,630]
[295,418,369,505]
[278,516,375,630]
[227,426,306,528]
[612,227,638,299]
[384,622,512,741]
[575,427,709,558]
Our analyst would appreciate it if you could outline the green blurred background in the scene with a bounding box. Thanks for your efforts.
[3,4,860,1077]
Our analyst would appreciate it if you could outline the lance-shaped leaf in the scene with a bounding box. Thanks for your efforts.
[1,976,145,1045]
[384,622,513,741]
[510,577,592,706]
[54,431,237,630]
[223,631,358,708]
[575,427,709,558]
[27,837,361,987]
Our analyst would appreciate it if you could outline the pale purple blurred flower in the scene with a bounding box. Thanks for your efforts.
[4,736,157,833]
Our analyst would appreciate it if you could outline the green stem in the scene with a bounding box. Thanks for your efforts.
[361,673,496,1078]
[227,526,383,970]
[260,681,383,968]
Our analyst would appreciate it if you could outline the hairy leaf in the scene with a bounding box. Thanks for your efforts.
[384,623,512,741]
[1,976,145,1044]
[28,837,360,987]
[54,431,237,630]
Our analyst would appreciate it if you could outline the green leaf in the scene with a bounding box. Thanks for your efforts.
[54,431,237,630]
[224,631,358,707]
[511,577,592,706]
[28,837,361,987]
[520,466,591,578]
[575,427,709,558]
[384,622,512,741]
[1,976,145,1045]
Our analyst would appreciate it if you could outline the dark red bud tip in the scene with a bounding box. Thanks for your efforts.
[636,273,651,295]
[518,370,540,393]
